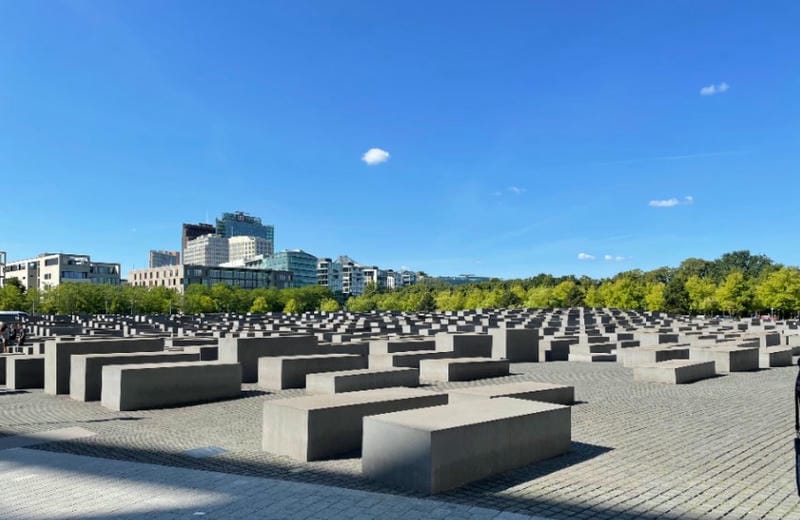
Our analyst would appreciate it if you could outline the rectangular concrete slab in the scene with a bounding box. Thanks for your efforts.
[100,361,242,411]
[633,360,716,384]
[488,328,539,362]
[447,381,574,405]
[362,397,571,494]
[305,367,419,394]
[45,338,165,395]
[217,335,319,383]
[419,357,510,383]
[257,354,367,390]
[6,355,45,389]
[262,388,448,461]
[70,351,201,402]
[369,351,454,369]
[435,333,493,357]
[689,346,759,373]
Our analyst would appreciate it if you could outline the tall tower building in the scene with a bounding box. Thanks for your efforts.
[216,211,274,255]
[149,250,180,268]
[181,223,215,261]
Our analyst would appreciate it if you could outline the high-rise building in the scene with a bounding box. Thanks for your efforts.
[339,256,365,296]
[216,211,274,254]
[316,257,342,293]
[181,222,215,261]
[183,234,229,266]
[261,250,318,287]
[228,236,272,264]
[149,250,180,268]
[3,253,120,291]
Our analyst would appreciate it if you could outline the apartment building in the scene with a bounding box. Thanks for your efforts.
[3,253,121,291]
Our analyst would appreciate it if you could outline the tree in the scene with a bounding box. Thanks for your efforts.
[714,271,751,317]
[0,281,25,311]
[249,296,270,314]
[584,285,603,308]
[319,298,341,312]
[524,286,553,308]
[644,283,666,311]
[549,280,582,308]
[755,268,800,316]
[684,276,717,314]
[283,298,301,314]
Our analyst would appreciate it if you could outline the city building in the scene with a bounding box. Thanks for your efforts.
[316,257,342,293]
[401,270,418,286]
[183,234,229,267]
[3,253,121,291]
[228,236,271,264]
[436,274,491,285]
[128,264,292,293]
[385,269,401,290]
[0,251,5,286]
[260,249,318,287]
[181,222,215,261]
[216,211,274,255]
[149,250,180,268]
[339,256,365,296]
[363,266,388,290]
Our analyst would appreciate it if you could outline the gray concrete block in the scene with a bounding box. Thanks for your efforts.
[305,367,419,394]
[45,338,164,395]
[489,328,539,362]
[634,360,716,384]
[0,353,21,385]
[257,354,368,390]
[447,381,574,405]
[262,388,448,461]
[100,361,242,411]
[419,357,510,383]
[362,397,571,494]
[369,338,435,355]
[218,335,319,383]
[70,351,201,402]
[369,351,454,369]
[6,355,45,389]
[759,347,793,368]
[689,346,759,373]
[619,346,690,368]
[435,333,493,357]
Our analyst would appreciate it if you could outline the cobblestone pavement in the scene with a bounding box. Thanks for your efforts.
[0,448,540,519]
[2,360,799,519]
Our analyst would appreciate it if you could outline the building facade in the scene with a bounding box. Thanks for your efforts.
[129,264,292,293]
[216,211,274,253]
[339,256,365,296]
[316,257,342,293]
[228,236,271,264]
[183,234,229,266]
[149,250,180,268]
[363,267,388,290]
[3,253,121,291]
[261,249,318,287]
[181,222,215,261]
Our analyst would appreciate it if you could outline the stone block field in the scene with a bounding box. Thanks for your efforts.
[1,308,799,519]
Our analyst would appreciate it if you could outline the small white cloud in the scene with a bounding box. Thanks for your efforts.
[577,253,596,261]
[362,147,390,166]
[649,195,695,208]
[700,82,730,96]
[508,186,525,195]
[649,198,680,208]
[604,255,627,262]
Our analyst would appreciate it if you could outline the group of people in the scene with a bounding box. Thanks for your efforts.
[0,322,26,353]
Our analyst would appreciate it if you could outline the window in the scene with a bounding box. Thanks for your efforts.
[44,257,59,266]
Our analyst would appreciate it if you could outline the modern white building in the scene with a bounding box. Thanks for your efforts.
[183,234,229,267]
[228,236,271,264]
[316,257,342,293]
[363,266,388,290]
[3,253,120,291]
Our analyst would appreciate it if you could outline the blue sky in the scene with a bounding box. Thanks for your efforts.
[1,1,798,279]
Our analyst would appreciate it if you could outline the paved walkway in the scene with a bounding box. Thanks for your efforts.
[0,447,538,519]
[2,361,800,519]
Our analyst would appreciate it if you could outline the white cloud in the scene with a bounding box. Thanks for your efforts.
[649,198,680,208]
[700,82,730,96]
[507,186,525,194]
[649,195,694,208]
[604,255,627,262]
[362,148,390,166]
[577,253,596,261]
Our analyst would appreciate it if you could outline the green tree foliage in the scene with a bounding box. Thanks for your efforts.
[319,298,341,312]
[644,283,666,311]
[684,276,717,314]
[714,271,751,317]
[755,268,800,315]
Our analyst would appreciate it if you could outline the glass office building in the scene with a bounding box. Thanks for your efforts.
[261,249,318,287]
[216,211,274,245]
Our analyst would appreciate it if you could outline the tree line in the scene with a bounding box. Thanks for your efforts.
[0,251,798,316]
